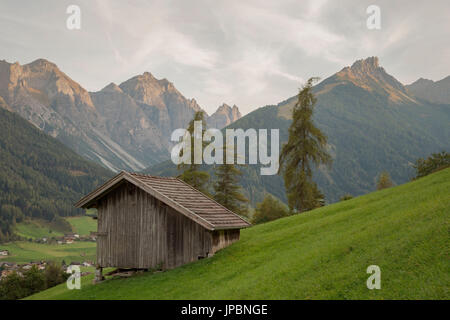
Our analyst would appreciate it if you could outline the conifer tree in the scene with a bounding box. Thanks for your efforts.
[178,111,210,195]
[213,144,249,216]
[279,77,332,212]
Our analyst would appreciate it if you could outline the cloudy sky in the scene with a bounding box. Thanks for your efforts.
[1,0,449,115]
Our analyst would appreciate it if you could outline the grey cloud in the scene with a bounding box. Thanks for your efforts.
[0,0,449,115]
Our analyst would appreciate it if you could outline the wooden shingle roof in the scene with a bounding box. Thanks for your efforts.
[75,171,251,231]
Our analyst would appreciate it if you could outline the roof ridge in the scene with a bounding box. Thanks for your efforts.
[129,172,177,179]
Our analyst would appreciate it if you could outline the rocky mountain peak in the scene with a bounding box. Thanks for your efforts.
[350,56,379,72]
[336,57,384,81]
[323,56,416,104]
[27,58,59,70]
[136,72,173,88]
[231,104,241,118]
[207,103,242,128]
[216,103,232,112]
[119,72,179,105]
[0,58,95,108]
[101,82,123,93]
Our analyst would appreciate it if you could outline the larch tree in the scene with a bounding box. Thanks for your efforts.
[278,77,332,212]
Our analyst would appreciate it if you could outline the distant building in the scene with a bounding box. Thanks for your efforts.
[64,233,77,242]
[0,250,9,256]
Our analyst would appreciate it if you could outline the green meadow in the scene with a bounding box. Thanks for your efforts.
[0,241,96,264]
[1,216,97,264]
[28,168,450,300]
[65,215,97,236]
[15,220,64,240]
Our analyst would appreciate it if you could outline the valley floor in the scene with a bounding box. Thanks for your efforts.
[0,241,96,265]
[1,216,97,264]
[28,169,450,300]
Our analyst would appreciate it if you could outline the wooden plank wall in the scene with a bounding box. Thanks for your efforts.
[211,229,240,254]
[96,181,219,270]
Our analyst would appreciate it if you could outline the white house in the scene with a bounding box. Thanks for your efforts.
[0,250,9,256]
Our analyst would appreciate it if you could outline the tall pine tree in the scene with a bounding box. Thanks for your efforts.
[178,111,210,195]
[279,77,332,212]
[213,144,249,216]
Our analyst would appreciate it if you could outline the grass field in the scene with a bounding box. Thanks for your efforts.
[65,216,97,236]
[15,220,64,240]
[27,168,450,300]
[13,215,97,241]
[0,241,96,264]
[0,215,97,265]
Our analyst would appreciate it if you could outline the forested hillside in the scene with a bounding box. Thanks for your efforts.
[0,107,112,242]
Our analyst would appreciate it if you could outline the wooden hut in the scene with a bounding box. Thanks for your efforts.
[75,171,250,280]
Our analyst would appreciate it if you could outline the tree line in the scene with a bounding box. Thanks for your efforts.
[0,262,68,300]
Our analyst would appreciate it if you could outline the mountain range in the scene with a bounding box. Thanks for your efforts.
[0,59,241,172]
[146,57,450,204]
[0,56,449,206]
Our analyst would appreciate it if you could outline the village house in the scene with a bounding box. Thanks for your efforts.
[63,233,79,243]
[82,261,92,267]
[22,264,32,271]
[0,250,9,256]
[76,171,250,281]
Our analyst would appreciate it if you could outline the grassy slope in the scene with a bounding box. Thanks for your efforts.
[14,215,97,240]
[29,169,449,300]
[65,216,97,236]
[15,220,64,240]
